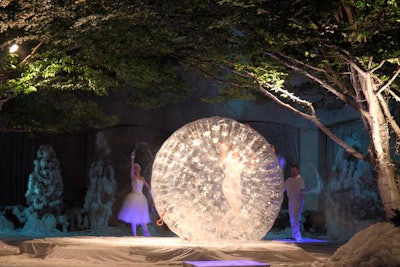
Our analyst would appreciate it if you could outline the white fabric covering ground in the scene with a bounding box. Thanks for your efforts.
[0,222,398,266]
[0,236,326,267]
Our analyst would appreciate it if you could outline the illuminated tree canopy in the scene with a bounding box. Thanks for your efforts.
[0,1,192,132]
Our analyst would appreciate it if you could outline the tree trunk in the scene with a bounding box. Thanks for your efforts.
[364,73,400,219]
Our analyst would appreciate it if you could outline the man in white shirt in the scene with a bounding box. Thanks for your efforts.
[284,164,305,241]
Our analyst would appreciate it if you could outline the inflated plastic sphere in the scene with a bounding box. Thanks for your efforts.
[151,116,283,241]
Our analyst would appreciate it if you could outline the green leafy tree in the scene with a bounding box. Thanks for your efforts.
[0,1,190,132]
[187,0,400,219]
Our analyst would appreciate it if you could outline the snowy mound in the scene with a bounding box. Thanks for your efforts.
[330,222,400,266]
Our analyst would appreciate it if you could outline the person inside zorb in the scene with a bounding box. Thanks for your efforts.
[151,116,284,241]
[219,143,245,226]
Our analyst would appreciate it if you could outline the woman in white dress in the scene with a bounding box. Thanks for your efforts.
[118,152,152,236]
[218,143,244,224]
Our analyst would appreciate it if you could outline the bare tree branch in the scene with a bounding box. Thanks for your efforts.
[231,65,369,161]
[19,41,44,66]
[338,51,367,78]
[368,56,373,70]
[0,97,11,111]
[257,82,366,160]
[371,59,386,73]
[378,93,400,139]
[267,51,328,73]
[376,66,400,95]
[388,89,400,102]
[264,51,360,112]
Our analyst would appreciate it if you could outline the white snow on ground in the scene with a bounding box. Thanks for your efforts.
[327,222,400,266]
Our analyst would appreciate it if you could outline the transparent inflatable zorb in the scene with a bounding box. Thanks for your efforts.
[151,116,283,241]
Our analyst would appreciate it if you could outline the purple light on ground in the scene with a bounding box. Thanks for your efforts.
[274,237,329,243]
[183,260,270,267]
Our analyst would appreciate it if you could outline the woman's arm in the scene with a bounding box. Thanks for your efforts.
[143,178,151,192]
[130,151,135,179]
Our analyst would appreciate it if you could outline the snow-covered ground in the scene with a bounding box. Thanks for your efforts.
[328,222,400,266]
[0,222,398,267]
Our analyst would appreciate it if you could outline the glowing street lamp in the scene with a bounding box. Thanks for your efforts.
[9,44,19,53]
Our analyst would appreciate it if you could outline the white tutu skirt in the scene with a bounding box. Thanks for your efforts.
[118,192,151,225]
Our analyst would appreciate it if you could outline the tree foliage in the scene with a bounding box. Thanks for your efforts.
[208,0,400,153]
[201,0,400,218]
[0,0,193,132]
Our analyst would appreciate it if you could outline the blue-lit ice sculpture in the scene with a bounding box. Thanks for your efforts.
[151,116,283,241]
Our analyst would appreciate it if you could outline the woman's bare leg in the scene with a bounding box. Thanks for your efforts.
[131,224,137,236]
[142,223,150,236]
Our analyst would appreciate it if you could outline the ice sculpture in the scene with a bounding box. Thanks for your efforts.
[326,133,384,241]
[22,145,66,234]
[0,213,13,232]
[25,145,63,215]
[83,132,116,230]
[151,116,283,241]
